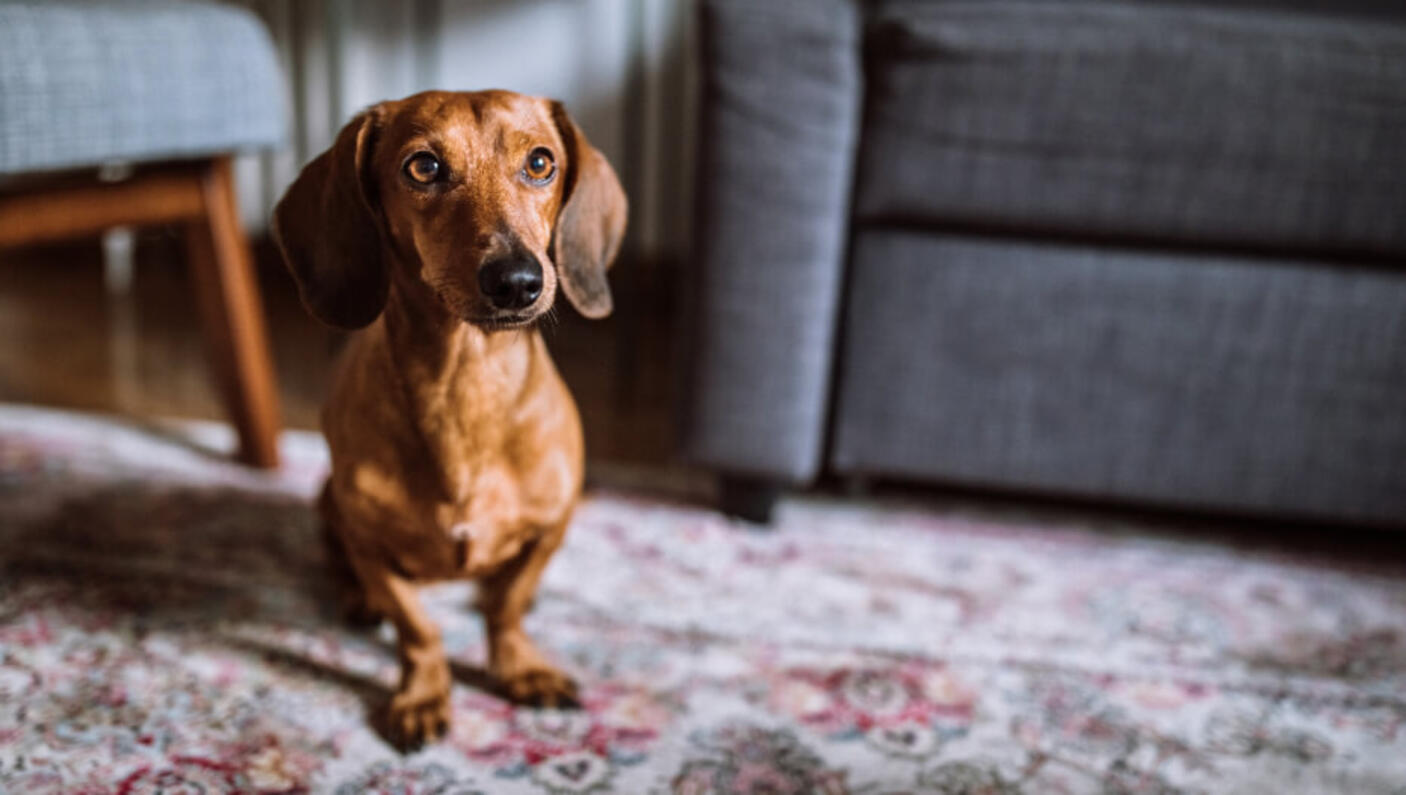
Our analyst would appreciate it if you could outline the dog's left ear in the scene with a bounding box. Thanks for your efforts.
[549,102,627,319]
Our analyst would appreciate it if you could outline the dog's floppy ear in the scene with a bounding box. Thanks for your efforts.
[272,106,388,329]
[549,102,627,319]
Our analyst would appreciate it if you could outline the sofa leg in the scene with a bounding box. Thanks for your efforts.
[719,476,780,525]
[185,157,281,469]
[841,475,873,498]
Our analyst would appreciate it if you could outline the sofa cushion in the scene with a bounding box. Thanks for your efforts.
[0,1,285,175]
[855,1,1406,257]
[830,229,1406,523]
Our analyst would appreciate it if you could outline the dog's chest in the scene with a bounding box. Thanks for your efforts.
[411,357,575,571]
[405,334,526,483]
[330,327,579,579]
[417,432,573,578]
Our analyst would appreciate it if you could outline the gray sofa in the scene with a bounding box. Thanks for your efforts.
[681,0,1406,524]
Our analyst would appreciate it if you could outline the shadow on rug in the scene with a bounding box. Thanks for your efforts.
[1,404,1405,793]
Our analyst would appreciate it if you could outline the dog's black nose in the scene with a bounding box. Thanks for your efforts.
[478,256,543,311]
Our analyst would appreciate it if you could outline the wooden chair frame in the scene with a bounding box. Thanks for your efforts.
[0,157,281,467]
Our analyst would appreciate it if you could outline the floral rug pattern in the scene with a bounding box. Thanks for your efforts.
[1,405,1404,793]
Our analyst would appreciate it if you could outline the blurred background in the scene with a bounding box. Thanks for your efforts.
[1,0,698,470]
[1,0,1403,527]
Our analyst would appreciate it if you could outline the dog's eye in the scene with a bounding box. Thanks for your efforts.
[404,153,441,184]
[523,147,555,183]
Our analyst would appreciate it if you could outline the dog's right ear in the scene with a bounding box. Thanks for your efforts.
[272,106,388,329]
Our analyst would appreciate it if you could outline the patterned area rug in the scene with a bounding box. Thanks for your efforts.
[1,404,1404,794]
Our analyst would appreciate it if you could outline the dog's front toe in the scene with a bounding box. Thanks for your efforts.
[386,689,451,750]
[501,665,581,709]
[385,689,449,748]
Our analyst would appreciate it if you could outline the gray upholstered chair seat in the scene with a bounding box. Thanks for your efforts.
[0,0,285,175]
[0,0,286,468]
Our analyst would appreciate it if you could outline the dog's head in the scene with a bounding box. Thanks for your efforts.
[273,90,627,330]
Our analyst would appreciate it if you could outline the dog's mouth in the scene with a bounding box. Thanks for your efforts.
[464,311,543,331]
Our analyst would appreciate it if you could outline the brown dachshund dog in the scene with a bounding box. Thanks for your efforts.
[272,90,626,748]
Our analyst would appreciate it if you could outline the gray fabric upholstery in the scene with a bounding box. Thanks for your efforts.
[831,230,1406,523]
[880,0,1406,23]
[856,1,1406,256]
[0,1,285,175]
[682,0,1406,521]
[681,0,863,482]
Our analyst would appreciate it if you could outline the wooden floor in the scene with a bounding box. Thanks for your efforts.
[0,230,679,470]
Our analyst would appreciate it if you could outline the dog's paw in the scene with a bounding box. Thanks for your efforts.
[489,631,581,709]
[385,664,452,751]
[500,664,581,709]
[386,688,451,751]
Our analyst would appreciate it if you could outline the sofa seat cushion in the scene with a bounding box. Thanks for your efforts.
[856,1,1406,257]
[830,229,1406,523]
[0,1,285,175]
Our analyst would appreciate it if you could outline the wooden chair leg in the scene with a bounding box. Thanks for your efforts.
[185,157,281,468]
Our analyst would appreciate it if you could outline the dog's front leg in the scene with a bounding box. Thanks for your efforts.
[354,559,452,748]
[478,519,580,708]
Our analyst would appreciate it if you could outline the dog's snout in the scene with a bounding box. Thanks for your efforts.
[478,256,544,311]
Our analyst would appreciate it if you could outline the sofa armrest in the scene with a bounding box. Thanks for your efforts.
[681,0,863,484]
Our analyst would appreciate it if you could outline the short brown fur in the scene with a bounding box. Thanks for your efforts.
[272,90,626,748]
